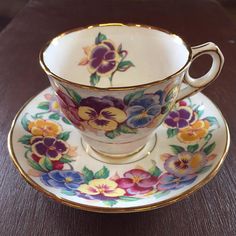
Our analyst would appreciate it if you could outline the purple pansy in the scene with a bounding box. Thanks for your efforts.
[78,96,126,131]
[164,151,207,177]
[126,94,162,128]
[88,40,120,76]
[116,169,158,195]
[40,170,84,191]
[164,106,196,129]
[31,136,68,161]
[157,173,197,191]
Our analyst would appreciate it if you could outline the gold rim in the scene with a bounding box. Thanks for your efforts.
[39,23,192,91]
[7,88,230,213]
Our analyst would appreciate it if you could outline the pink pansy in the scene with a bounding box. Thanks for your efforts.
[116,169,158,196]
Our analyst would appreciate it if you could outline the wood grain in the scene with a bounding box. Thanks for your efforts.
[0,0,235,235]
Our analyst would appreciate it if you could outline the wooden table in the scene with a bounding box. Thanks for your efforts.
[0,0,235,235]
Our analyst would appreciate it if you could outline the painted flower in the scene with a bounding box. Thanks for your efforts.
[160,85,178,114]
[164,151,207,177]
[40,170,84,190]
[44,93,62,114]
[79,39,120,77]
[126,94,162,128]
[56,90,84,130]
[32,154,64,170]
[177,120,210,143]
[28,119,62,136]
[31,136,68,161]
[116,169,158,195]
[78,96,126,131]
[157,173,197,191]
[164,106,197,129]
[78,179,125,197]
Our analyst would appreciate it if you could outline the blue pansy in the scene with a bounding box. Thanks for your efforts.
[126,94,162,128]
[40,170,84,191]
[157,173,197,191]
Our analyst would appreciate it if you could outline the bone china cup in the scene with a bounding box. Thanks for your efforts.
[39,23,224,158]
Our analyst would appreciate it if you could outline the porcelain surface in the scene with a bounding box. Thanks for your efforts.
[8,87,230,213]
[40,24,224,156]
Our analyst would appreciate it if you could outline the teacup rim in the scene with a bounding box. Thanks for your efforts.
[39,23,192,91]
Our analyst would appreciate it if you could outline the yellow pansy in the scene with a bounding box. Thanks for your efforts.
[78,179,125,197]
[177,120,210,143]
[28,119,62,137]
[78,106,126,131]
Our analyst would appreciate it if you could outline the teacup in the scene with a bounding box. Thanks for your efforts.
[39,23,224,158]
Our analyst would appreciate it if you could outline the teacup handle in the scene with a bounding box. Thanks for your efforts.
[176,42,224,101]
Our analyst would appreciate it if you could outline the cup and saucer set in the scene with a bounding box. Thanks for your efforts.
[8,23,230,213]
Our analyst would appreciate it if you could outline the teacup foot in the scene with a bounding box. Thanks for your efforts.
[81,134,157,165]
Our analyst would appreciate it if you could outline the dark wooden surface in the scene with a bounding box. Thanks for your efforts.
[0,0,235,235]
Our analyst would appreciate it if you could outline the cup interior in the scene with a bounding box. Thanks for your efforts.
[41,24,190,88]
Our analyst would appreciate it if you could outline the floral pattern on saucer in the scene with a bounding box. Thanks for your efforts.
[17,93,219,207]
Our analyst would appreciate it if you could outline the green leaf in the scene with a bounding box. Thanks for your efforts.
[60,155,73,163]
[67,88,81,104]
[37,101,49,110]
[95,32,107,44]
[62,117,71,125]
[21,114,30,131]
[165,87,177,102]
[204,116,219,127]
[196,165,212,174]
[124,90,144,105]
[154,190,171,199]
[167,128,178,138]
[196,109,204,118]
[82,167,94,183]
[204,132,213,141]
[94,166,109,179]
[105,129,120,139]
[148,165,162,177]
[119,124,137,134]
[27,158,45,172]
[103,200,117,207]
[18,134,32,145]
[39,157,53,171]
[61,190,76,196]
[57,131,70,141]
[90,73,101,86]
[49,113,60,120]
[203,142,216,155]
[170,145,185,154]
[117,60,134,71]
[187,144,199,153]
[119,196,140,201]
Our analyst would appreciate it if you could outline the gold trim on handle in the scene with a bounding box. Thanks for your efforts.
[7,88,230,213]
[39,23,192,91]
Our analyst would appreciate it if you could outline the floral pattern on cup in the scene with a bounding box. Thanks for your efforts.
[54,82,178,139]
[17,93,219,207]
[79,32,134,86]
[78,96,126,131]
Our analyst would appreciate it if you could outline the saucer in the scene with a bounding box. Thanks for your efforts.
[8,87,230,213]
